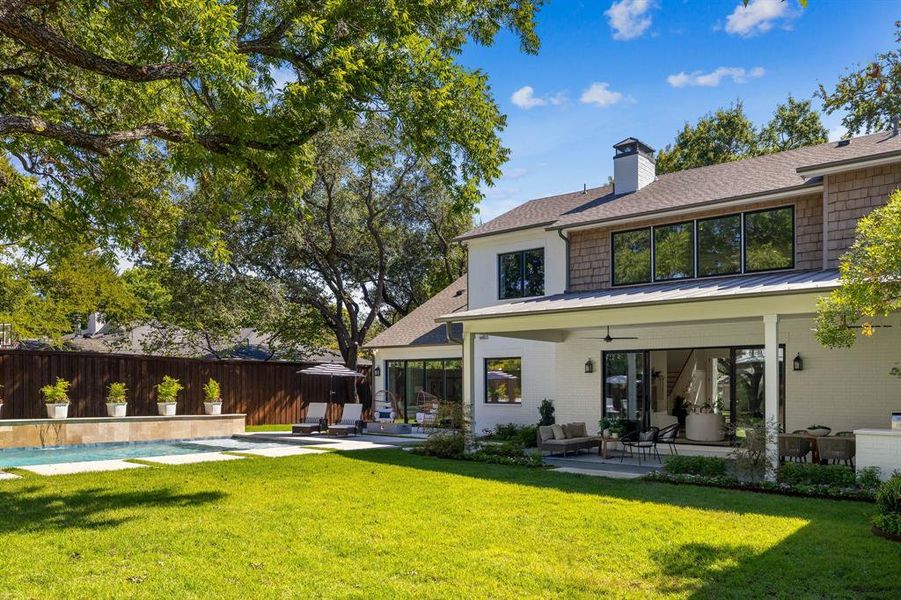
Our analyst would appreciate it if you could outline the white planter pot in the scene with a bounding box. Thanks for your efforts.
[46,403,69,419]
[157,402,177,416]
[686,412,725,442]
[106,402,127,417]
[0,402,3,416]
[203,401,223,415]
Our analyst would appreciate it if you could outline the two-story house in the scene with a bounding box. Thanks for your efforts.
[366,131,901,461]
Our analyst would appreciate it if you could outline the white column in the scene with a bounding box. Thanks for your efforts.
[462,329,476,436]
[763,314,780,478]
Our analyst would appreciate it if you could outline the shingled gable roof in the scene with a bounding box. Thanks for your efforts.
[456,131,901,241]
[364,276,467,349]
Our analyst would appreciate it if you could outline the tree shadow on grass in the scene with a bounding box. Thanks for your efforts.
[0,485,225,534]
[338,449,901,598]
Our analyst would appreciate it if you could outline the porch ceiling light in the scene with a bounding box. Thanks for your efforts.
[793,353,803,372]
[584,358,594,374]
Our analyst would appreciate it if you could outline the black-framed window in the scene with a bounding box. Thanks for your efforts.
[612,228,651,285]
[697,214,742,277]
[485,357,522,404]
[498,248,544,299]
[385,359,463,422]
[654,221,694,281]
[744,206,794,273]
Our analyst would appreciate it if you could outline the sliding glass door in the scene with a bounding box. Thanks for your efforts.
[603,351,649,430]
[384,359,463,422]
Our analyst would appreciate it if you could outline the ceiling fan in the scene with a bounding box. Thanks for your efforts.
[585,326,639,343]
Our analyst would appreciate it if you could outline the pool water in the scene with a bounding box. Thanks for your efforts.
[0,438,289,468]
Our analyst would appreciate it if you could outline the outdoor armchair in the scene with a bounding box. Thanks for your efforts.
[817,435,855,467]
[620,427,660,464]
[657,423,680,456]
[778,434,811,463]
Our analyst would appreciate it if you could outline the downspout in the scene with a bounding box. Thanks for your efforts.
[557,229,570,293]
[445,322,463,344]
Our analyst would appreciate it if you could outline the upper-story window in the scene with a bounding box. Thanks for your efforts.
[611,205,795,286]
[498,248,544,299]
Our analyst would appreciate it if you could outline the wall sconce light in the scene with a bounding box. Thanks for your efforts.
[584,358,594,374]
[792,353,803,372]
[373,366,381,377]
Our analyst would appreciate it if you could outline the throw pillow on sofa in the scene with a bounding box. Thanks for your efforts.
[538,426,555,443]
[569,422,588,438]
[551,424,566,440]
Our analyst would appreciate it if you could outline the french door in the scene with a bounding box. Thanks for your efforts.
[602,351,650,430]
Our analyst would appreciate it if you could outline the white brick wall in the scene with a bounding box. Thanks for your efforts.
[855,430,901,480]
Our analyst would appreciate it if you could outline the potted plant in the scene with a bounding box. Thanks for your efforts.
[202,378,223,415]
[106,382,128,417]
[599,416,625,438]
[155,375,182,416]
[40,377,71,419]
[807,424,832,437]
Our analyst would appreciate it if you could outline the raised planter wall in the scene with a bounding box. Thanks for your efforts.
[0,414,246,449]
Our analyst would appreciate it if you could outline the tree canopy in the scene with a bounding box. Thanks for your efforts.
[655,98,827,175]
[815,189,901,350]
[818,20,901,135]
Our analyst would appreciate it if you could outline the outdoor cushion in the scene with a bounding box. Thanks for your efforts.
[551,424,566,440]
[538,426,555,442]
[565,422,587,438]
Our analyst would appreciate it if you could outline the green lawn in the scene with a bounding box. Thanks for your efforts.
[245,424,292,432]
[0,450,898,599]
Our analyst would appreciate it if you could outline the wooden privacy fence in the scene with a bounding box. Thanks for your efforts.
[0,350,370,426]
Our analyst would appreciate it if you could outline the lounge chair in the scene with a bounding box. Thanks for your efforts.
[292,402,328,435]
[328,403,364,437]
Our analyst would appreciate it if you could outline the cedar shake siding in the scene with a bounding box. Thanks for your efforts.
[569,194,823,292]
[824,162,901,267]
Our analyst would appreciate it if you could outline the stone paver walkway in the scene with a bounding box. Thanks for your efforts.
[140,452,244,465]
[238,446,327,458]
[20,459,148,476]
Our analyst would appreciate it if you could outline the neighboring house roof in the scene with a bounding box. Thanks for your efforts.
[59,325,357,364]
[457,131,901,239]
[437,270,840,322]
[365,276,467,348]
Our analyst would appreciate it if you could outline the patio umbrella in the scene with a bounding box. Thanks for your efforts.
[487,370,519,381]
[297,363,365,408]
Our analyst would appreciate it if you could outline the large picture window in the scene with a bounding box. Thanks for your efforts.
[654,221,694,281]
[385,359,463,422]
[744,206,794,272]
[485,357,522,404]
[612,228,651,285]
[697,214,742,277]
[498,248,545,299]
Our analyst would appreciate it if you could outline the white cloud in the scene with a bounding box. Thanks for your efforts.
[605,0,657,41]
[724,0,794,37]
[579,82,625,107]
[510,86,568,110]
[667,66,765,88]
[503,167,529,180]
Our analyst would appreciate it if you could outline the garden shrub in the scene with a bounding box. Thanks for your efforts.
[873,475,901,535]
[538,398,555,426]
[412,430,465,459]
[779,462,856,488]
[486,423,538,448]
[856,466,882,491]
[663,455,727,477]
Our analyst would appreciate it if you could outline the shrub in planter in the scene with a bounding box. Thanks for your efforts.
[538,398,555,426]
[40,377,71,419]
[155,376,183,416]
[663,455,728,478]
[873,475,901,537]
[779,462,856,488]
[106,382,128,417]
[202,378,223,415]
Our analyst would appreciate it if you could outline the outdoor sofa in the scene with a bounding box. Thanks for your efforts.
[537,423,599,456]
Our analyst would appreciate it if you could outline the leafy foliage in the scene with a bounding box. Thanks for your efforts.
[873,474,901,535]
[663,455,728,478]
[818,21,901,135]
[816,190,901,348]
[656,98,828,174]
[484,423,538,448]
[107,382,128,404]
[538,398,555,426]
[155,375,183,404]
[203,378,221,403]
[40,377,71,404]
[779,463,856,488]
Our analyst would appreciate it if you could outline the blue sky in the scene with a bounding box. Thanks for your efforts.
[460,0,898,223]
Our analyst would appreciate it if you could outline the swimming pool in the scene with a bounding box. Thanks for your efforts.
[0,438,291,468]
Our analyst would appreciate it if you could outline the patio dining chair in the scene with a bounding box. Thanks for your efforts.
[817,436,855,467]
[778,434,811,463]
[292,402,328,435]
[328,403,364,437]
[835,431,855,437]
[620,427,660,464]
[657,423,680,456]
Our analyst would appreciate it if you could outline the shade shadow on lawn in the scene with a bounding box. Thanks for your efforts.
[0,485,225,534]
[341,449,901,599]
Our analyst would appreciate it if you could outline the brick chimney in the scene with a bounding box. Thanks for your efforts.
[613,137,656,195]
